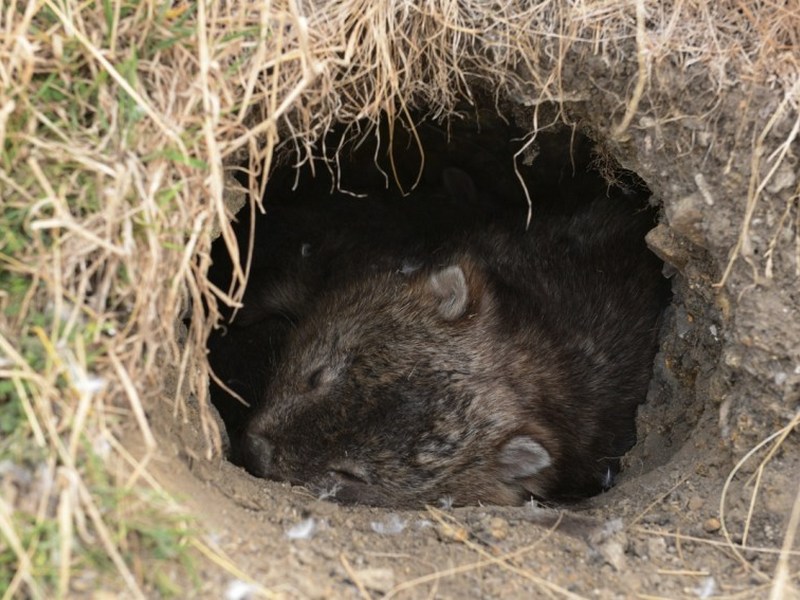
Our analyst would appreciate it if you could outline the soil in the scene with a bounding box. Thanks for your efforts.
[146,394,797,599]
[145,66,799,597]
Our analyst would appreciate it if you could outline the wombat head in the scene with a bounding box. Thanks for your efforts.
[240,258,559,507]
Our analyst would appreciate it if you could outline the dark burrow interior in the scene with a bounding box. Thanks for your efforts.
[204,109,678,506]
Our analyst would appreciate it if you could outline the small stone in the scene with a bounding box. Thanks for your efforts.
[646,536,668,561]
[744,549,760,562]
[697,131,712,147]
[437,522,469,543]
[765,488,793,514]
[598,540,627,571]
[353,568,395,593]
[589,519,628,571]
[694,576,717,598]
[665,192,706,246]
[292,547,317,566]
[645,224,691,270]
[641,512,669,526]
[766,159,797,193]
[687,496,705,511]
[703,517,721,533]
[489,517,509,540]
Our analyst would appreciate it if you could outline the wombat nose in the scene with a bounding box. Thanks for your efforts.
[240,432,275,479]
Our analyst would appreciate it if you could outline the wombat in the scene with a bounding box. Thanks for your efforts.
[207,169,502,440]
[238,185,670,507]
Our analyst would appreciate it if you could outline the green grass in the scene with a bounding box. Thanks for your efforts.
[0,470,200,598]
[0,5,210,594]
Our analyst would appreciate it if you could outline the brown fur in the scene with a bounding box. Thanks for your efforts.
[239,195,670,507]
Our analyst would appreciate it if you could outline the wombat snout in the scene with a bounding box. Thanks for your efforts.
[240,433,275,480]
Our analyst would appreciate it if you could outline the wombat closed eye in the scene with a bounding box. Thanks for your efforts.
[238,176,670,508]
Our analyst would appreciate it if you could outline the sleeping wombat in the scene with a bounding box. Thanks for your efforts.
[208,169,502,437]
[238,182,670,508]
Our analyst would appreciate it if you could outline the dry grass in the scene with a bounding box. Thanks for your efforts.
[1,0,799,596]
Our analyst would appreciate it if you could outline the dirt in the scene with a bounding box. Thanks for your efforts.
[146,390,795,599]
[144,60,800,596]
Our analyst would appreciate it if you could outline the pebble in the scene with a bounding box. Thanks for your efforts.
[590,518,628,571]
[489,517,509,540]
[352,567,395,594]
[437,522,469,543]
[766,160,797,193]
[687,496,705,511]
[645,224,691,270]
[703,517,721,533]
[646,536,668,561]
[598,540,627,572]
[665,192,706,246]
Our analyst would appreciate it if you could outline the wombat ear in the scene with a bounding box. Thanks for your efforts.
[497,436,552,481]
[235,279,306,326]
[442,167,478,206]
[428,265,470,321]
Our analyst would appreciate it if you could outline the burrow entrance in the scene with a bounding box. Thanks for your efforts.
[154,106,796,598]
[204,107,705,501]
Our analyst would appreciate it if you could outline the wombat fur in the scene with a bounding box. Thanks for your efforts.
[238,181,670,507]
[207,169,501,439]
[207,121,622,440]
